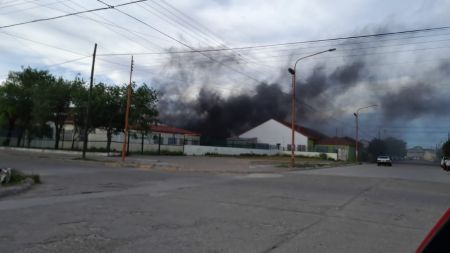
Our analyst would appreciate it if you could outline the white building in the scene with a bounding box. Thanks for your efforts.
[239,119,326,151]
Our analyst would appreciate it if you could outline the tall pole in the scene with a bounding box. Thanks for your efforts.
[355,113,359,162]
[291,71,296,168]
[287,48,336,168]
[82,43,97,159]
[354,104,377,163]
[121,56,134,162]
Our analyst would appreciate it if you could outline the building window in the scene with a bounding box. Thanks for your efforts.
[153,135,159,144]
[287,144,294,151]
[297,145,306,151]
[168,137,176,145]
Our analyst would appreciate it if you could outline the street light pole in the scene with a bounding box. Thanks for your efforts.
[353,104,377,162]
[288,48,336,168]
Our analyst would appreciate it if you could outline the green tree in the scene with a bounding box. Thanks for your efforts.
[385,137,407,158]
[0,78,21,145]
[69,78,88,150]
[92,83,127,153]
[442,140,450,157]
[129,83,158,153]
[367,138,387,162]
[1,67,54,146]
[31,76,72,149]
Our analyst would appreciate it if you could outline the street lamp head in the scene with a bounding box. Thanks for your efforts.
[353,112,357,117]
[328,48,336,52]
[288,68,295,75]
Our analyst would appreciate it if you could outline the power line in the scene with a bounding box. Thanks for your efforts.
[0,0,70,15]
[60,1,166,51]
[0,0,146,29]
[46,56,91,67]
[0,30,88,56]
[96,30,450,58]
[96,0,261,83]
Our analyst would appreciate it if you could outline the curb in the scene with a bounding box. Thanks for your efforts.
[0,146,119,157]
[0,178,34,198]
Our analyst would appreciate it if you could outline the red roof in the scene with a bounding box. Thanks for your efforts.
[149,125,200,136]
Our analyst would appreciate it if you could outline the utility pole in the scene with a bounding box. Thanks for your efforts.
[290,67,296,168]
[82,43,97,159]
[121,56,134,162]
[354,113,359,162]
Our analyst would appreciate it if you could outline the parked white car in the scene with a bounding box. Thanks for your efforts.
[441,157,450,171]
[377,155,392,166]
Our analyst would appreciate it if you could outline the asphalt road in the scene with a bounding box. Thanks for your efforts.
[0,151,449,253]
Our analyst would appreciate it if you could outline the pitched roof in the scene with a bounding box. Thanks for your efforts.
[149,125,200,136]
[273,119,328,140]
[316,137,356,147]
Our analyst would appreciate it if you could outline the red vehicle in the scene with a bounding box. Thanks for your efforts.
[416,208,450,252]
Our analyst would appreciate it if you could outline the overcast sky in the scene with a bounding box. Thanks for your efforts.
[1,0,449,148]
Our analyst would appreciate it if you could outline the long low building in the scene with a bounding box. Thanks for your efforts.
[238,118,327,152]
[8,122,201,153]
[237,118,357,161]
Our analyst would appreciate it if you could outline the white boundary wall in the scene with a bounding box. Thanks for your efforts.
[184,145,279,156]
[281,151,337,160]
[184,145,337,160]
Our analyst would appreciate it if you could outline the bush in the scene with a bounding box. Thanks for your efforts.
[6,169,41,185]
[319,153,327,160]
[9,169,27,184]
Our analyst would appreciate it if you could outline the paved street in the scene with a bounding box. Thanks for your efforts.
[1,151,449,253]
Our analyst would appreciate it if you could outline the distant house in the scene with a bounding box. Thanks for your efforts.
[238,118,327,152]
[407,146,436,161]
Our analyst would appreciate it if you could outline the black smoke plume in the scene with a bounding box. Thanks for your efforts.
[154,38,450,141]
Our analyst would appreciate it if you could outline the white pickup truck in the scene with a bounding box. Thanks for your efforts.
[441,157,450,171]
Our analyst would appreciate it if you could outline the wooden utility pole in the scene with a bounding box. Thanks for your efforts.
[121,56,134,161]
[82,43,97,159]
[354,113,359,162]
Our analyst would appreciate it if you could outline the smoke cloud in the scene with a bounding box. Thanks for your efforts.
[153,37,450,141]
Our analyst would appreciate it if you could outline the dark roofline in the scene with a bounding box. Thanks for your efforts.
[273,118,328,140]
[149,125,200,136]
[316,137,357,147]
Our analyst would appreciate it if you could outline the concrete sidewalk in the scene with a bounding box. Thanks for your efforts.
[0,147,350,174]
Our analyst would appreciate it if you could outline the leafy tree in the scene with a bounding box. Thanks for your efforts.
[443,140,450,157]
[31,76,72,149]
[385,137,407,158]
[129,83,158,153]
[0,78,21,145]
[68,78,86,149]
[92,83,127,153]
[1,67,54,146]
[367,138,387,161]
